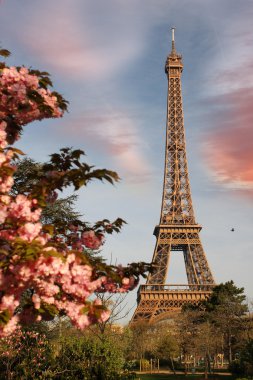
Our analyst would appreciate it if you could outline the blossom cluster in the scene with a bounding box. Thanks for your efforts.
[0,63,140,336]
[0,253,111,335]
[69,229,104,251]
[0,329,48,377]
[0,67,62,126]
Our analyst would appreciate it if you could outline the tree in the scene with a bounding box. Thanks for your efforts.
[0,321,137,380]
[12,157,82,225]
[48,332,125,380]
[178,281,248,368]
[0,48,150,336]
[230,339,253,378]
[128,321,152,361]
[87,292,132,336]
[153,328,179,373]
[41,319,135,380]
[0,329,50,380]
[176,308,223,376]
[128,321,176,361]
[203,281,248,363]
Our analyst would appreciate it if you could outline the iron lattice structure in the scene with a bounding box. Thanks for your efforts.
[130,30,215,324]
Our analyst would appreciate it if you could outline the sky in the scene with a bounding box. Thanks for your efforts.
[1,0,253,323]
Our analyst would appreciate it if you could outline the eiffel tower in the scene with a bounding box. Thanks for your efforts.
[131,29,215,324]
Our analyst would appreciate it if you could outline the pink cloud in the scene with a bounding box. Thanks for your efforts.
[58,111,152,183]
[201,17,253,198]
[14,1,147,81]
[204,84,253,192]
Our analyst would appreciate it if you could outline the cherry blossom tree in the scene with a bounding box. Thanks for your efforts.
[0,329,49,379]
[0,48,149,336]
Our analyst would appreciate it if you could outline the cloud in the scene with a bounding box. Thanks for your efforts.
[1,0,181,82]
[203,83,253,193]
[58,110,153,183]
[197,5,253,198]
[7,0,152,81]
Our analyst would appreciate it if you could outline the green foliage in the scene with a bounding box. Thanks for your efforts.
[12,155,129,236]
[0,322,138,379]
[47,330,128,380]
[45,147,120,191]
[29,69,53,88]
[229,339,253,377]
[0,329,50,380]
[6,148,151,327]
[0,48,11,58]
[179,281,249,365]
[154,331,179,361]
[12,157,82,229]
[42,195,80,225]
[0,239,46,269]
[12,148,120,209]
[203,281,248,315]
[128,321,179,367]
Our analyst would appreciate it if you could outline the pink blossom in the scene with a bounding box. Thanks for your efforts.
[0,195,11,205]
[122,277,130,285]
[81,230,104,250]
[98,310,111,323]
[8,195,41,222]
[0,67,63,128]
[93,298,102,306]
[0,176,14,193]
[0,127,7,148]
[1,316,19,336]
[32,294,41,309]
[0,121,7,131]
[0,60,141,337]
[18,222,42,241]
[1,295,19,310]
[0,206,7,223]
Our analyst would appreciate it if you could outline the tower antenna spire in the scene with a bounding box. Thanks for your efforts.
[171,27,176,54]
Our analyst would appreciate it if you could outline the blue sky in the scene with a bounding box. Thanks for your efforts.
[1,0,253,321]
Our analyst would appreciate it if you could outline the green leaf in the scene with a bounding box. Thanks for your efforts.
[0,49,11,57]
[43,224,54,236]
[8,147,25,156]
[39,302,59,320]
